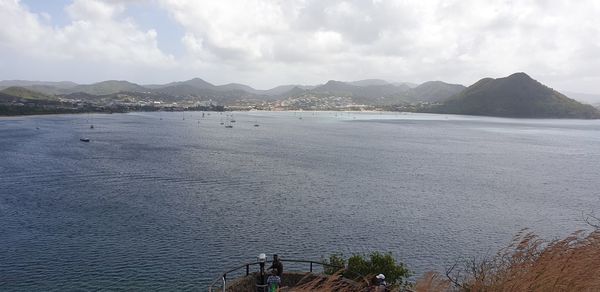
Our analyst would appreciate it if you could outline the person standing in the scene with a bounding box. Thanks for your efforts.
[375,274,388,292]
[268,254,283,277]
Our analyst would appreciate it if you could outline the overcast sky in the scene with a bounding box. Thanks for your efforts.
[1,0,599,93]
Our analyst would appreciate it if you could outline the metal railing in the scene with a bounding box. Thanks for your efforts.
[208,259,351,292]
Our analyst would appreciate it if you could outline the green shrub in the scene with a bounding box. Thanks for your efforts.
[323,253,346,275]
[323,252,411,285]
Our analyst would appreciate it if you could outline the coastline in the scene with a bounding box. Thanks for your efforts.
[3,108,600,120]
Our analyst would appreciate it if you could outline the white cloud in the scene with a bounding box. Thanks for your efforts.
[0,0,173,66]
[66,0,125,20]
[0,0,47,52]
[1,0,600,92]
[152,0,600,90]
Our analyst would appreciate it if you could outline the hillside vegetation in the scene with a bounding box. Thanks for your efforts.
[67,80,147,95]
[0,87,57,100]
[406,81,465,102]
[431,73,600,119]
[3,73,600,118]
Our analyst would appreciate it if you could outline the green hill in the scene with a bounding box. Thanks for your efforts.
[0,80,77,89]
[67,80,147,95]
[0,87,57,100]
[347,79,390,86]
[310,80,408,97]
[431,73,600,119]
[406,81,466,102]
[148,78,216,90]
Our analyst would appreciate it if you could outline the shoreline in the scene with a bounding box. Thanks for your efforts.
[3,109,600,120]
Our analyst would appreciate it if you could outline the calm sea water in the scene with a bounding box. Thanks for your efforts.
[1,111,600,291]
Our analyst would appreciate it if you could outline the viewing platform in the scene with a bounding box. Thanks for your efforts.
[208,257,361,292]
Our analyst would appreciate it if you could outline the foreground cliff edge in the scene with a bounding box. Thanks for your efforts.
[218,224,600,291]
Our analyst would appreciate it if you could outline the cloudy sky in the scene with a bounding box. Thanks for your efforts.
[1,0,599,93]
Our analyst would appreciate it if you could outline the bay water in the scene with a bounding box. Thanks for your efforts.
[1,111,599,290]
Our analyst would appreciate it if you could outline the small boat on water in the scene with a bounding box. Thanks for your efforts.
[90,124,94,129]
[225,125,233,128]
[80,138,90,142]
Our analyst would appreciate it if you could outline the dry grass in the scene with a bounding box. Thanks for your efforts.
[290,225,600,292]
[414,272,451,292]
[290,274,417,292]
[417,228,600,292]
[290,273,366,291]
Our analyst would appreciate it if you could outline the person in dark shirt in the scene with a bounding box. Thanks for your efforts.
[268,254,283,277]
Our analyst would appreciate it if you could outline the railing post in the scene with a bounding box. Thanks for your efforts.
[210,259,361,291]
[222,274,226,292]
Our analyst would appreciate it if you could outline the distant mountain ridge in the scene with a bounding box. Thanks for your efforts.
[0,78,423,98]
[0,86,57,100]
[68,80,148,95]
[3,73,598,119]
[148,78,215,90]
[407,81,466,102]
[0,77,444,102]
[347,79,390,86]
[0,80,77,89]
